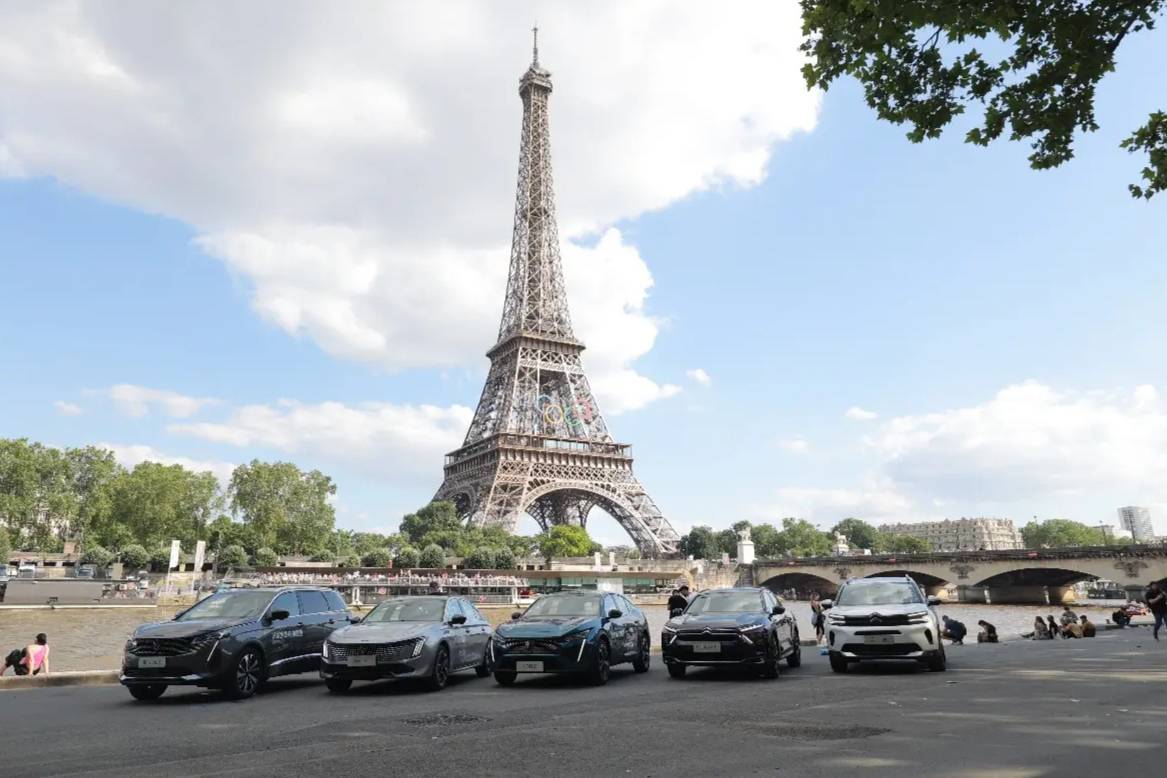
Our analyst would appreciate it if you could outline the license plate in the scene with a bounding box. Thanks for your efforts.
[137,656,166,669]
[691,642,721,653]
[347,655,376,667]
[864,635,896,645]
[516,661,543,673]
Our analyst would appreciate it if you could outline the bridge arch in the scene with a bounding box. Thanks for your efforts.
[759,572,838,598]
[971,567,1099,588]
[863,569,951,588]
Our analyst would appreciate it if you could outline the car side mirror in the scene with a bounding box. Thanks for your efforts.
[820,600,833,610]
[450,614,467,625]
[269,609,290,622]
[670,608,684,618]
[771,605,785,615]
[926,595,941,606]
[607,609,622,619]
[511,612,522,620]
[349,615,362,624]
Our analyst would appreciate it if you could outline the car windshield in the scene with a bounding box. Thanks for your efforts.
[175,590,273,621]
[364,598,446,623]
[685,591,763,614]
[836,582,923,606]
[522,594,602,618]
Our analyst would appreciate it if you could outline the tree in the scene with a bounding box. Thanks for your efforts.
[149,545,172,572]
[109,462,221,549]
[218,544,248,569]
[66,445,120,545]
[119,543,150,570]
[399,501,462,545]
[341,554,361,568]
[679,525,720,560]
[536,525,596,562]
[253,547,279,567]
[494,545,516,569]
[464,546,497,569]
[229,460,336,555]
[715,529,738,557]
[832,518,878,551]
[751,523,783,558]
[362,549,391,568]
[395,545,421,568]
[774,518,832,558]
[0,438,77,550]
[419,543,446,568]
[0,526,9,566]
[872,532,932,554]
[80,544,113,568]
[1021,519,1106,548]
[800,1,1167,199]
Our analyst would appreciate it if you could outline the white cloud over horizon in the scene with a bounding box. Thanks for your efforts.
[101,442,236,484]
[686,368,712,387]
[845,406,878,421]
[0,2,819,415]
[107,384,217,419]
[53,400,82,416]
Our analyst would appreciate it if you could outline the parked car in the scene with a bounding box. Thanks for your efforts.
[492,590,650,686]
[320,595,493,692]
[661,587,800,679]
[120,586,354,700]
[822,575,946,672]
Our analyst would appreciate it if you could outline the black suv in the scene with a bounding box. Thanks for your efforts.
[120,586,355,700]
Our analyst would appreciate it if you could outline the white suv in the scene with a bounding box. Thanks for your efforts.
[822,576,946,673]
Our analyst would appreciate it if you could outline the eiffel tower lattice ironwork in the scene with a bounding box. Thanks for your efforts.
[434,34,681,557]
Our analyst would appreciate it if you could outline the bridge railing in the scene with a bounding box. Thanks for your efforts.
[754,543,1167,567]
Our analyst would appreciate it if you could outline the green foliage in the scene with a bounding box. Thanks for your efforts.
[0,526,10,565]
[536,525,596,562]
[80,544,114,568]
[218,544,248,569]
[395,545,421,568]
[229,460,336,555]
[362,549,392,568]
[119,543,150,570]
[832,518,878,551]
[751,523,783,558]
[109,462,222,549]
[464,546,497,569]
[399,501,462,545]
[715,529,738,557]
[800,0,1167,198]
[494,545,516,569]
[341,554,361,568]
[679,525,720,560]
[419,543,446,568]
[1021,519,1106,548]
[149,546,172,572]
[309,551,334,563]
[773,518,832,558]
[253,547,279,567]
[871,532,932,554]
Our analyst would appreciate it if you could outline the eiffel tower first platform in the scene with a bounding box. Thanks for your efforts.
[434,34,681,558]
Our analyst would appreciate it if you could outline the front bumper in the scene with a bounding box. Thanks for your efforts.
[661,630,770,666]
[320,640,435,681]
[493,636,591,674]
[827,621,938,660]
[120,642,228,687]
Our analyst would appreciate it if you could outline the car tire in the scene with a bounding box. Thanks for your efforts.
[760,635,781,679]
[325,678,353,693]
[631,632,650,674]
[127,684,167,701]
[587,637,611,686]
[829,651,848,673]
[475,639,493,678]
[224,648,264,700]
[928,645,947,672]
[786,631,802,668]
[426,644,450,692]
[493,670,516,686]
[666,663,686,679]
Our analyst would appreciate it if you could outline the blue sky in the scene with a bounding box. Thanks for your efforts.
[2,4,1165,542]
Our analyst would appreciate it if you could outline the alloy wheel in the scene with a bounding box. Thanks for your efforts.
[235,651,261,697]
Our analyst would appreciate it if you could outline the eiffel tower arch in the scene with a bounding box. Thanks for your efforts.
[434,33,681,558]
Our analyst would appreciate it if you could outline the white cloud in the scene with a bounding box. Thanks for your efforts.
[107,384,216,419]
[0,2,818,411]
[169,400,474,483]
[761,480,914,524]
[101,443,235,484]
[845,406,878,421]
[777,437,810,454]
[53,400,82,416]
[686,368,712,387]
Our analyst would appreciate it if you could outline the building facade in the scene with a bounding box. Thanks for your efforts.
[1117,506,1155,542]
[878,517,1023,552]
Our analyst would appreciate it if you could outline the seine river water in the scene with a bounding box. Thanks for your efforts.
[0,599,1134,672]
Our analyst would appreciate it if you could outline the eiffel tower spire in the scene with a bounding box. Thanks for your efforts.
[434,39,681,558]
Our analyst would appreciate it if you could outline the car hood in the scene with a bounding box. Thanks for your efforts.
[497,616,598,638]
[134,618,249,638]
[666,612,767,631]
[827,603,931,617]
[328,622,433,644]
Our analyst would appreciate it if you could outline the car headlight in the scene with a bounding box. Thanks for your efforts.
[907,611,930,624]
[739,623,766,632]
[124,637,137,651]
[827,613,845,624]
[662,624,677,634]
[566,626,593,641]
[323,641,333,660]
[411,638,425,658]
[190,631,224,649]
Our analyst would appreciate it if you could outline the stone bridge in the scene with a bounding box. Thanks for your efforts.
[751,546,1167,604]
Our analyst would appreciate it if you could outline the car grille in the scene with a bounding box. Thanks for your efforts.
[839,614,911,627]
[498,638,564,654]
[328,639,421,663]
[674,628,744,643]
[841,642,918,657]
[129,638,194,657]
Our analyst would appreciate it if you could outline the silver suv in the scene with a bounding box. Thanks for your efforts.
[822,576,946,673]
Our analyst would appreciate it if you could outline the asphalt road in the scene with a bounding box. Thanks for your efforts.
[2,629,1165,777]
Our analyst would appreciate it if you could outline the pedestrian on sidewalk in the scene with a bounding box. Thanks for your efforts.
[667,585,690,615]
[810,592,826,644]
[1146,581,1167,641]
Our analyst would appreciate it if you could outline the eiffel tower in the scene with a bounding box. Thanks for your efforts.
[434,31,681,558]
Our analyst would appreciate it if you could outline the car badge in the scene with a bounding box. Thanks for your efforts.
[702,628,711,634]
[870,615,882,624]
[523,641,531,650]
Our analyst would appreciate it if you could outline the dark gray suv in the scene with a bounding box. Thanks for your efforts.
[120,586,355,700]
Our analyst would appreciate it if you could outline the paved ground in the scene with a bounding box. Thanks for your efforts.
[1,628,1164,777]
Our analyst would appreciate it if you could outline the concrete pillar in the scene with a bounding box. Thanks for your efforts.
[593,552,602,570]
[737,536,755,565]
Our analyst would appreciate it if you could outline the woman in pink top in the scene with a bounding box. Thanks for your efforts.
[22,633,49,675]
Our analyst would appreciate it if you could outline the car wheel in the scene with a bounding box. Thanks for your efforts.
[786,631,802,668]
[587,637,611,686]
[128,684,166,701]
[632,632,650,674]
[760,635,781,679]
[426,644,450,691]
[225,648,264,699]
[475,639,493,678]
[829,651,848,673]
[666,663,686,679]
[493,670,516,686]
[325,678,352,693]
[928,645,947,672]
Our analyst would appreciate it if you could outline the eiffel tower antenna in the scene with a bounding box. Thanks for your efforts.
[434,38,681,558]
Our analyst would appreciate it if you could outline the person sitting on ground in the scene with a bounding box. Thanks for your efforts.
[1,647,27,676]
[941,615,967,645]
[667,585,690,614]
[1032,616,1051,640]
[976,620,999,643]
[1112,607,1131,627]
[1047,615,1061,639]
[1059,606,1078,628]
[1062,620,1083,638]
[21,634,49,675]
[1079,615,1096,638]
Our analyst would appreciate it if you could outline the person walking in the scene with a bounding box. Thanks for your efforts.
[667,585,690,614]
[810,592,826,644]
[1146,581,1167,641]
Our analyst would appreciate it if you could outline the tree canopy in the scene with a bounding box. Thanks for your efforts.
[832,518,879,550]
[536,525,597,562]
[801,0,1167,199]
[1021,518,1106,548]
[229,460,336,555]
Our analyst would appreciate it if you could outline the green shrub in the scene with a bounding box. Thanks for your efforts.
[493,546,515,570]
[80,544,114,568]
[119,543,150,570]
[464,546,496,569]
[419,544,445,568]
[253,547,279,567]
[395,546,421,568]
[218,544,248,568]
[362,549,391,568]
